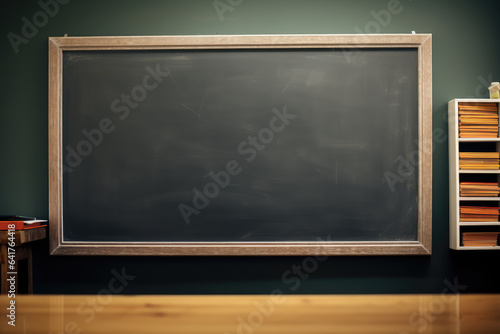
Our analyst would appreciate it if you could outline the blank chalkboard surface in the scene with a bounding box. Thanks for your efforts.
[49,35,432,255]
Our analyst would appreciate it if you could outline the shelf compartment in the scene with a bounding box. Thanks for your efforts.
[458,101,499,139]
[459,173,500,197]
[459,142,500,171]
[460,225,500,248]
[459,201,500,223]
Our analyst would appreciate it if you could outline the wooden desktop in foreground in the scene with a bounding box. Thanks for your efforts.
[1,294,499,333]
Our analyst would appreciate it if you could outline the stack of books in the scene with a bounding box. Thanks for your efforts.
[460,205,500,222]
[0,215,47,230]
[462,232,499,247]
[458,102,499,138]
[459,152,500,169]
[460,182,500,197]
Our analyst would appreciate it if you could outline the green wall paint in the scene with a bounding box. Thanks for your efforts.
[1,0,500,294]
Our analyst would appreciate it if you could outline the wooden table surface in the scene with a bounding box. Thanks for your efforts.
[1,294,499,333]
[0,227,46,246]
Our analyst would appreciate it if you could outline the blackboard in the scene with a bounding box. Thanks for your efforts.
[49,35,432,255]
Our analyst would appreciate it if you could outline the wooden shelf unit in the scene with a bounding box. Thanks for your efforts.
[449,98,500,250]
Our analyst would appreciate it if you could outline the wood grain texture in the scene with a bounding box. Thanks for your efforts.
[50,242,430,256]
[48,37,62,256]
[1,294,499,333]
[0,227,46,246]
[419,34,433,254]
[49,34,432,49]
[48,34,432,256]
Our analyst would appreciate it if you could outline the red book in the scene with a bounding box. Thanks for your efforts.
[0,220,46,230]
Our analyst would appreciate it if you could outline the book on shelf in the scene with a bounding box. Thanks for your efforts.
[0,219,47,230]
[458,102,499,138]
[460,205,500,222]
[458,102,499,112]
[462,231,499,247]
[460,182,500,197]
[459,152,500,169]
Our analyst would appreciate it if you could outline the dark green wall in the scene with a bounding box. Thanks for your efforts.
[1,0,500,294]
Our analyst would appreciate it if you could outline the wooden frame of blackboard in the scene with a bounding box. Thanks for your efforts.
[48,34,432,256]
